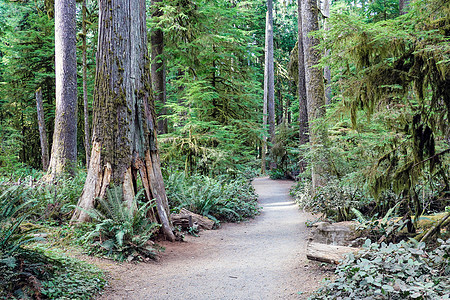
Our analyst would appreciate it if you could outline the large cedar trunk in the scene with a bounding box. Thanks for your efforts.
[71,0,175,242]
[301,0,327,189]
[151,0,168,134]
[297,0,309,173]
[47,0,77,179]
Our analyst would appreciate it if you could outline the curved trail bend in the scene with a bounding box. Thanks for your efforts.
[97,177,327,299]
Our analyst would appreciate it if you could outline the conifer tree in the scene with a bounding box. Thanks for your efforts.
[46,0,78,179]
[301,0,327,189]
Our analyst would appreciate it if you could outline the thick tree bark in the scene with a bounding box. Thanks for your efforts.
[47,0,78,179]
[151,0,168,134]
[82,0,91,168]
[71,0,175,242]
[297,0,309,173]
[302,0,327,189]
[35,87,49,171]
[322,0,332,105]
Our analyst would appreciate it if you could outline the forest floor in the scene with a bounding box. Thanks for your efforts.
[89,177,332,299]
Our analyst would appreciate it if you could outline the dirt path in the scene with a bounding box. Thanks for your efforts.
[95,177,329,299]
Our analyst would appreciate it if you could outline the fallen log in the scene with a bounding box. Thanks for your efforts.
[171,208,215,230]
[307,242,360,264]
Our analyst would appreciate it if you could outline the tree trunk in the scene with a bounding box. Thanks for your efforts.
[297,0,309,173]
[35,87,49,171]
[322,0,332,105]
[151,0,168,134]
[47,0,77,179]
[71,0,175,242]
[261,11,269,175]
[266,0,276,170]
[399,0,410,15]
[302,0,327,189]
[82,0,91,168]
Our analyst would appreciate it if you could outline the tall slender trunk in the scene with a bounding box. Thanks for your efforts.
[36,87,49,171]
[47,0,78,180]
[322,0,332,105]
[267,0,276,170]
[399,0,410,15]
[82,0,91,168]
[151,0,167,134]
[297,0,309,173]
[261,11,269,174]
[302,0,327,189]
[72,0,175,242]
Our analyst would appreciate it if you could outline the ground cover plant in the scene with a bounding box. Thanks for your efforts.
[310,239,450,300]
[0,178,105,299]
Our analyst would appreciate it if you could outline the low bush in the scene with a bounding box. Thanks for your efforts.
[269,168,286,180]
[165,172,260,223]
[311,239,450,300]
[293,179,371,222]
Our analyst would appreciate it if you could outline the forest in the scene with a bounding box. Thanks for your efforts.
[0,0,449,298]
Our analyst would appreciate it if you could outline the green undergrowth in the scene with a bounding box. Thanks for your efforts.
[0,178,106,299]
[310,239,450,300]
[165,172,260,224]
[0,247,105,300]
[80,187,162,262]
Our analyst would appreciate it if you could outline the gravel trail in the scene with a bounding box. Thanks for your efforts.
[96,177,328,299]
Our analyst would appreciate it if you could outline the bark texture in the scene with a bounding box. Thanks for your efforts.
[71,0,175,242]
[82,0,91,168]
[47,0,77,179]
[297,0,309,173]
[261,11,269,174]
[302,0,327,189]
[322,0,332,105]
[151,0,168,134]
[35,87,49,171]
[262,0,276,171]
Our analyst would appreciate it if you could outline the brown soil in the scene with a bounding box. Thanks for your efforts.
[91,177,331,299]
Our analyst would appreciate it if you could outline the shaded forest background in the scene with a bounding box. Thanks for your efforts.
[0,0,449,299]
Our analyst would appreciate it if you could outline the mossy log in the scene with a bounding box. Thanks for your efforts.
[171,209,215,230]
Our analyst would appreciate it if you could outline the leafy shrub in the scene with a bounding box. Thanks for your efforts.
[165,172,260,223]
[269,168,286,180]
[293,179,371,221]
[311,239,450,300]
[83,187,160,262]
